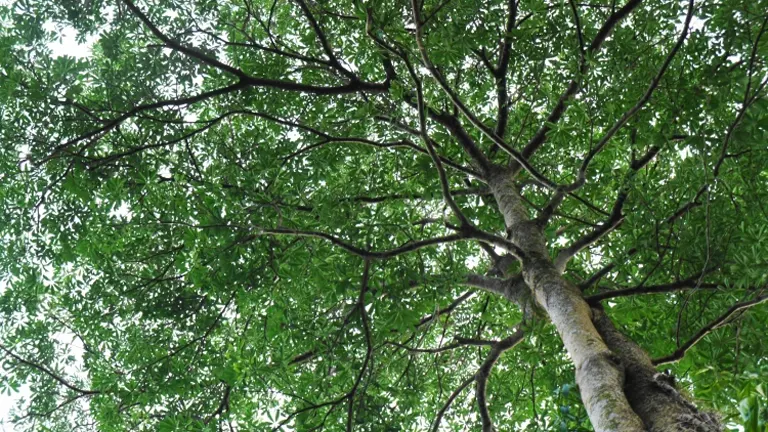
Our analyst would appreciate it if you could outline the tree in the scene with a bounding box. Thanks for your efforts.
[0,0,767,430]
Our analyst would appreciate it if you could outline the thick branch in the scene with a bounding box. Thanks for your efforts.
[465,274,509,296]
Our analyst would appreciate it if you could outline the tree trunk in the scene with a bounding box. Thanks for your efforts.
[487,166,721,432]
[592,308,722,432]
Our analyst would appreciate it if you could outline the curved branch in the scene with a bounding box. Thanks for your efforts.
[653,294,768,365]
[293,0,356,79]
[274,262,375,431]
[431,376,474,432]
[0,344,99,395]
[284,137,478,178]
[564,0,694,192]
[476,329,525,432]
[46,82,247,160]
[409,0,556,190]
[386,337,495,354]
[124,0,387,96]
[256,227,465,260]
[555,144,662,270]
[346,260,373,431]
[666,17,768,224]
[586,278,723,303]
[417,291,476,328]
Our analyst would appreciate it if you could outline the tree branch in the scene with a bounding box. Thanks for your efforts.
[386,336,495,354]
[493,0,517,139]
[417,291,476,328]
[586,278,723,303]
[653,294,768,365]
[564,0,694,192]
[255,227,465,260]
[555,144,661,270]
[45,82,247,161]
[346,260,373,431]
[0,344,99,395]
[293,0,356,79]
[404,59,471,226]
[430,376,474,432]
[465,274,509,296]
[123,0,389,94]
[476,328,525,432]
[512,0,645,173]
[409,0,557,189]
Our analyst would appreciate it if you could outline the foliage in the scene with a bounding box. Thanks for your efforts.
[0,0,767,430]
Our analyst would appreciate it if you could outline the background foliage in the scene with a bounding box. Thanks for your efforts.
[0,0,767,430]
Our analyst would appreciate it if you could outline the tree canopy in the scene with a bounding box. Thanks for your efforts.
[1,0,767,430]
